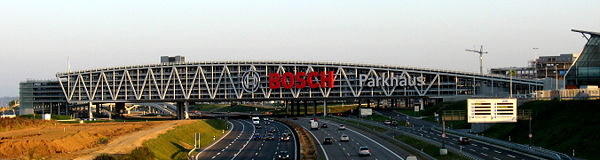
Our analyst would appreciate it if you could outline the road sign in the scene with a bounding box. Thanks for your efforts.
[468,98,517,123]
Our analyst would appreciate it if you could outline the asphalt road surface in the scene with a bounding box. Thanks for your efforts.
[366,110,541,160]
[195,119,297,160]
[292,117,408,160]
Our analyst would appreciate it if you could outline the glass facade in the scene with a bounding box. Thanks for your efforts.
[566,34,600,87]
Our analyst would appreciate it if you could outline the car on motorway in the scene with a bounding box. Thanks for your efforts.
[255,125,262,129]
[358,146,371,156]
[458,137,471,145]
[391,121,398,126]
[265,121,271,125]
[270,127,277,133]
[338,124,346,130]
[269,118,275,122]
[384,120,391,125]
[292,117,298,120]
[253,133,261,140]
[323,137,333,144]
[310,121,319,130]
[280,133,291,141]
[321,123,328,128]
[340,134,349,142]
[277,151,290,160]
[266,133,275,140]
[264,117,269,121]
[252,117,260,124]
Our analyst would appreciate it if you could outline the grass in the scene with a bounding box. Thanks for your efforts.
[394,135,467,160]
[19,114,73,120]
[482,100,600,159]
[188,104,227,112]
[143,119,227,160]
[94,147,154,160]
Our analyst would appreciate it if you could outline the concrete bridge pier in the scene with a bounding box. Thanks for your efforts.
[88,102,94,119]
[304,101,308,116]
[176,102,190,120]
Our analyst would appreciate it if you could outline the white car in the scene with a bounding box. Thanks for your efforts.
[384,120,391,125]
[358,146,371,156]
[340,134,349,142]
[338,124,346,130]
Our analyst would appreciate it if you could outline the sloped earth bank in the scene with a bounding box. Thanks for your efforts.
[0,121,171,159]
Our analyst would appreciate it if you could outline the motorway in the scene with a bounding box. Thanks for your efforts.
[368,110,541,160]
[291,117,410,160]
[194,119,297,160]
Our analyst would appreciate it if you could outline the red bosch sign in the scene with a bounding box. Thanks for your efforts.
[269,71,335,89]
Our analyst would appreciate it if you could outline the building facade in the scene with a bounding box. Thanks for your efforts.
[565,29,600,88]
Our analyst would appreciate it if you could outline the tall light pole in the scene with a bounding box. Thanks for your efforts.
[466,45,488,75]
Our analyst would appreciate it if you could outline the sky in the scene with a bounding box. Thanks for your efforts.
[1,0,599,97]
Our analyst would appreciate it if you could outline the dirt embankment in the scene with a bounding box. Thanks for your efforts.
[0,121,167,159]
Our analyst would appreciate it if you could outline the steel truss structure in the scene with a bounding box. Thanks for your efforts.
[56,61,543,103]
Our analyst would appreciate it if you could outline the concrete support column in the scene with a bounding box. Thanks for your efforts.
[377,99,380,108]
[176,102,185,120]
[88,102,94,119]
[184,101,190,119]
[304,101,308,116]
[285,100,288,115]
[420,98,424,110]
[323,100,327,117]
[313,101,317,116]
[367,99,371,108]
[296,100,300,116]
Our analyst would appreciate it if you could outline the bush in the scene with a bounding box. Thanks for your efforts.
[94,154,117,160]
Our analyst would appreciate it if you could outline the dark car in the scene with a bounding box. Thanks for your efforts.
[253,133,261,140]
[266,133,275,140]
[323,137,333,144]
[321,123,328,128]
[458,137,471,145]
[265,121,271,125]
[280,133,291,141]
[277,151,290,160]
[292,117,298,120]
[255,125,262,129]
[270,127,277,133]
[390,121,398,126]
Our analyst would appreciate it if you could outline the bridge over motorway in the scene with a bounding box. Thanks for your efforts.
[55,61,543,119]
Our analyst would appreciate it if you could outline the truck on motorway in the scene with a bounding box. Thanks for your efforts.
[310,121,319,130]
[252,116,260,124]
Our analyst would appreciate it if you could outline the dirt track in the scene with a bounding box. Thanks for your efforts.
[0,120,178,159]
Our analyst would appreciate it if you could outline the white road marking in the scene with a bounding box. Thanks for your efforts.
[481,153,488,156]
[195,120,235,160]
[301,121,330,160]
[231,120,255,160]
[326,121,405,160]
[494,150,501,154]
[493,157,501,160]
[507,154,516,158]
[482,147,489,150]
[471,144,478,146]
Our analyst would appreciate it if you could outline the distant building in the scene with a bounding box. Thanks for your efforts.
[160,55,185,63]
[19,80,67,115]
[565,29,600,89]
[490,54,577,80]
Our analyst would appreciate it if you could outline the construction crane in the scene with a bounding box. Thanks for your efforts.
[465,45,488,74]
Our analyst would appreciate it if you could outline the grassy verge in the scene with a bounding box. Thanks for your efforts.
[143,119,227,160]
[188,104,227,112]
[482,100,600,159]
[393,135,467,160]
[94,147,154,160]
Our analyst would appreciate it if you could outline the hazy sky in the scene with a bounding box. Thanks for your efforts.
[1,0,599,96]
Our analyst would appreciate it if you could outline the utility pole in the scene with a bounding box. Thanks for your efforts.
[466,45,488,75]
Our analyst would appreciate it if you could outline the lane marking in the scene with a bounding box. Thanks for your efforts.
[482,147,489,150]
[195,120,235,160]
[494,150,501,154]
[325,121,404,160]
[301,123,330,160]
[231,120,255,160]
[507,154,516,158]
[481,153,488,156]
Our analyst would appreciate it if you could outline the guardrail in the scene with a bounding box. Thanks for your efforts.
[432,127,573,160]
[278,119,318,160]
[187,120,234,160]
[331,116,483,160]
[326,117,438,160]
